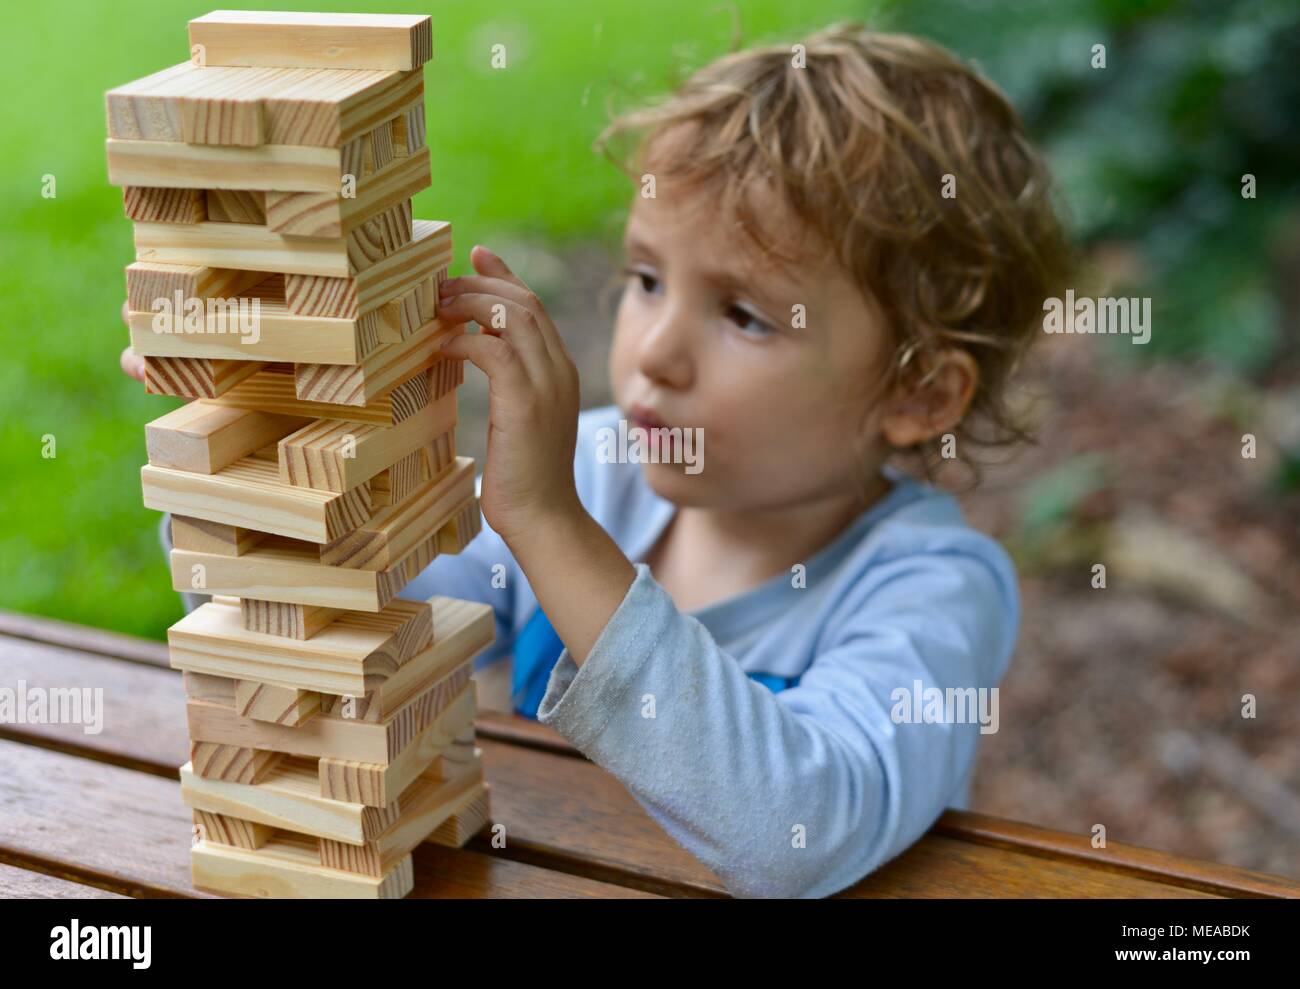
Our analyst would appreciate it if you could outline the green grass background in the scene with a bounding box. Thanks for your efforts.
[0,0,873,638]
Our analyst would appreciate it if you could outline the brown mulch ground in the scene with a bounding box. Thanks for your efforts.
[455,241,1300,881]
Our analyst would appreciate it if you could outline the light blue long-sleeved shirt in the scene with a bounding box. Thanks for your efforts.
[399,403,1020,898]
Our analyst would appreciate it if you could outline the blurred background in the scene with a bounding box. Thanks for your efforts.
[0,0,1296,879]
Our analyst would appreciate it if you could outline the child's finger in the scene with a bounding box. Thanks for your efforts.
[437,294,551,383]
[120,345,145,383]
[440,330,533,395]
[469,245,528,293]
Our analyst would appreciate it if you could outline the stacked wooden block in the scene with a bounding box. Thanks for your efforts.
[106,11,494,898]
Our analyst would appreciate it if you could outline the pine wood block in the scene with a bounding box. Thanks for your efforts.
[319,765,482,876]
[427,782,492,849]
[171,515,265,556]
[239,598,345,640]
[369,448,426,508]
[169,595,433,697]
[192,837,414,899]
[107,138,343,192]
[106,59,422,148]
[125,261,265,312]
[192,808,274,850]
[278,389,455,493]
[178,92,265,146]
[235,679,322,727]
[285,217,449,320]
[129,274,389,365]
[190,740,283,785]
[124,186,207,223]
[346,199,412,272]
[318,683,476,805]
[209,366,428,425]
[145,401,308,473]
[143,446,372,543]
[319,598,494,723]
[143,356,265,399]
[188,11,433,72]
[321,456,476,570]
[188,672,475,776]
[181,753,406,845]
[134,219,353,277]
[206,189,266,223]
[294,318,462,408]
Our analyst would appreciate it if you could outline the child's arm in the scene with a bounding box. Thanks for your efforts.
[532,544,1017,899]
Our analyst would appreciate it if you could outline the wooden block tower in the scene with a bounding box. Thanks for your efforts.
[105,10,494,898]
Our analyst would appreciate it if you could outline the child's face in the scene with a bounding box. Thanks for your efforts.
[608,175,893,513]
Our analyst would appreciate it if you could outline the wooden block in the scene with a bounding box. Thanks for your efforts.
[123,186,207,223]
[145,401,308,473]
[345,199,412,272]
[370,449,426,508]
[404,104,426,153]
[235,679,322,727]
[365,119,394,173]
[169,596,433,697]
[206,189,266,223]
[134,220,353,278]
[210,367,427,425]
[143,356,264,399]
[171,515,265,556]
[188,11,433,71]
[179,92,265,146]
[107,138,342,192]
[106,60,422,148]
[318,683,476,805]
[319,597,495,723]
[181,755,406,845]
[427,783,491,848]
[278,389,456,492]
[192,808,274,850]
[192,838,414,899]
[319,766,482,876]
[240,599,345,639]
[142,446,372,543]
[189,673,474,774]
[125,261,265,312]
[168,525,429,613]
[284,216,450,320]
[294,319,463,407]
[262,137,428,237]
[321,456,476,570]
[190,740,282,784]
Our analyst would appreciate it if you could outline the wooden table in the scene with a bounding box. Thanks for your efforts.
[2,609,1297,900]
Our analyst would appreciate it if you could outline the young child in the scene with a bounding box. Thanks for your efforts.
[133,22,1068,898]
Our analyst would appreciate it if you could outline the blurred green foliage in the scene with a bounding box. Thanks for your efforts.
[885,0,1300,373]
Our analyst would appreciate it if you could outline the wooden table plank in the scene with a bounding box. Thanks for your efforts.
[0,738,657,899]
[0,861,129,899]
[0,739,200,897]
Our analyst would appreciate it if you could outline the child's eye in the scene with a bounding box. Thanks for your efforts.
[621,265,661,296]
[726,303,774,337]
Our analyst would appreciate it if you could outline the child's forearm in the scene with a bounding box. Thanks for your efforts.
[505,506,636,668]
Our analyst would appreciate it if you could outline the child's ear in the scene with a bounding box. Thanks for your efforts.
[880,348,980,448]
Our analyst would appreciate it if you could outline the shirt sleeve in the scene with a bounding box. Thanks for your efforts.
[535,549,1018,898]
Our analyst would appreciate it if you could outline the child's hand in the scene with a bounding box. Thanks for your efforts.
[437,245,583,547]
[119,301,146,382]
